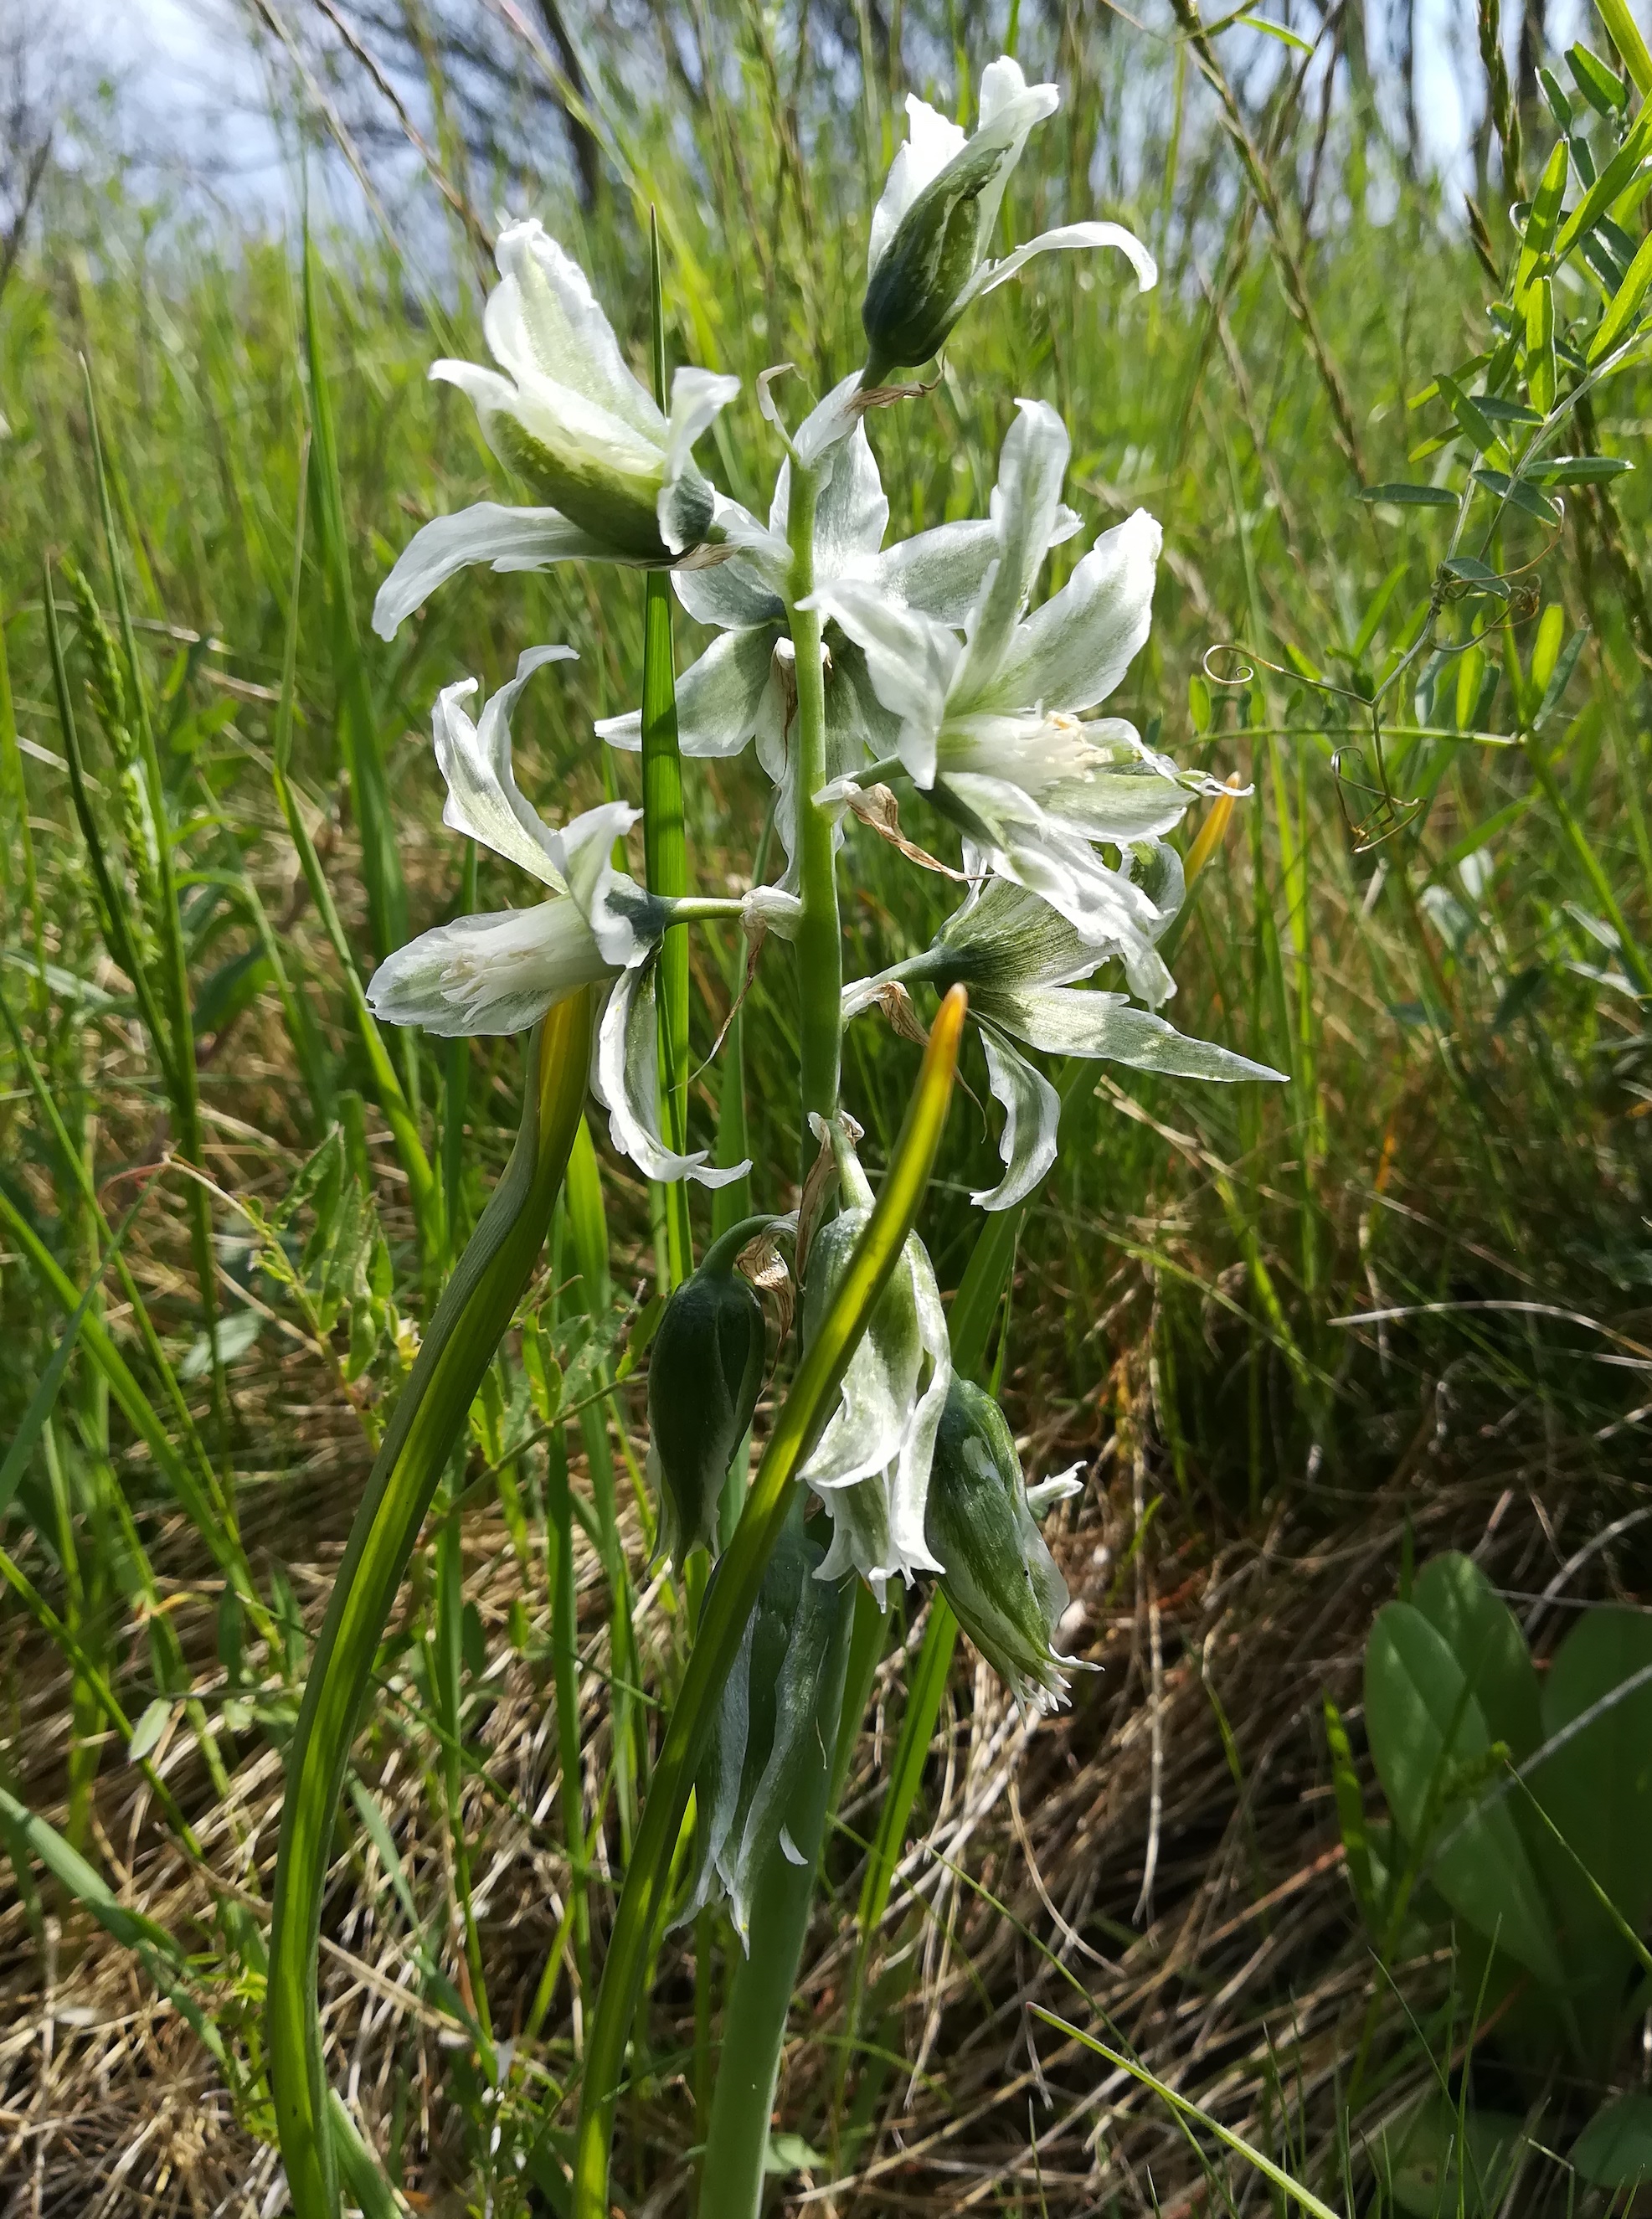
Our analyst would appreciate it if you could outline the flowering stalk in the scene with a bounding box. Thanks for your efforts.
[785,459,843,1133]
[569,988,967,2219]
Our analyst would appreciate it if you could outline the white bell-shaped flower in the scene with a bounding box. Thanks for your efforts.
[861,56,1155,377]
[799,1124,950,1602]
[808,399,1233,1001]
[373,220,739,638]
[596,421,1052,889]
[844,878,1284,1211]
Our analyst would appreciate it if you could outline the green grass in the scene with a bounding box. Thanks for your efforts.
[2,12,1650,2212]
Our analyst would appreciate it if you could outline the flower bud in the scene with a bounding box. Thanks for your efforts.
[862,129,1014,373]
[678,1510,852,1944]
[924,1377,1084,1712]
[646,1263,765,1569]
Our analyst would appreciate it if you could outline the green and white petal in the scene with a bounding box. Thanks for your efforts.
[814,421,889,570]
[867,517,1003,624]
[658,367,742,553]
[372,502,615,641]
[432,647,576,888]
[977,981,1285,1082]
[951,399,1071,705]
[366,899,611,1037]
[542,800,657,968]
[802,579,960,785]
[973,1020,1061,1211]
[594,957,749,1187]
[926,1377,1083,1714]
[986,507,1161,714]
[492,219,664,444]
[596,625,779,759]
[867,94,969,276]
[934,878,1100,991]
[941,770,1173,1001]
[964,219,1158,309]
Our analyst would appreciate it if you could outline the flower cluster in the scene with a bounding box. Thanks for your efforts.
[364,56,1281,1722]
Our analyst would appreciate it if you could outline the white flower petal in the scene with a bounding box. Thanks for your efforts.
[967,219,1159,306]
[867,95,968,276]
[542,801,649,968]
[980,983,1284,1081]
[597,626,776,759]
[366,901,610,1037]
[663,365,742,484]
[595,959,749,1187]
[943,771,1173,1001]
[434,647,576,888]
[868,517,1001,623]
[814,423,888,574]
[493,219,664,445]
[973,1022,1061,1210]
[986,507,1161,715]
[372,502,612,641]
[801,581,960,787]
[794,369,867,467]
[951,399,1071,705]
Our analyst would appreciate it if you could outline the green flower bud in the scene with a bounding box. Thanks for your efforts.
[646,1263,765,1570]
[677,1507,853,1944]
[862,131,1009,373]
[924,1377,1084,1712]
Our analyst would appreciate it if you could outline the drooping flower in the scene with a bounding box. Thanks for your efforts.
[844,877,1284,1209]
[373,220,739,639]
[679,1504,852,1944]
[925,1377,1089,1713]
[595,421,1044,886]
[366,647,754,1187]
[860,57,1156,379]
[809,398,1231,1002]
[798,1120,950,1602]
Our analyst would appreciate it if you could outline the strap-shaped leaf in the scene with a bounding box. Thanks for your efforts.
[269,991,594,2219]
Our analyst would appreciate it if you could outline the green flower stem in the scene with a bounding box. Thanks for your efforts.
[269,991,594,2219]
[569,989,969,2219]
[646,209,693,1289]
[697,1576,855,2219]
[785,460,843,1136]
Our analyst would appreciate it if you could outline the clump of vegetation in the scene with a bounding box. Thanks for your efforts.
[2,0,1650,2211]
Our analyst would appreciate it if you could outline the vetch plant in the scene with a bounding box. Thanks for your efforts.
[267,56,1284,2219]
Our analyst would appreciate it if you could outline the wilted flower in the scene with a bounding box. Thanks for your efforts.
[844,877,1284,1209]
[799,1122,950,1601]
[373,219,739,638]
[646,1258,766,1569]
[809,399,1234,1002]
[597,421,1011,887]
[861,56,1155,378]
[679,1507,852,1943]
[925,1377,1088,1712]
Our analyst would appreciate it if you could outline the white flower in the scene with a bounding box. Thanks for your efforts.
[808,399,1229,1001]
[844,877,1284,1210]
[800,1124,950,1603]
[373,220,739,638]
[366,646,753,1188]
[596,421,1068,888]
[861,56,1156,376]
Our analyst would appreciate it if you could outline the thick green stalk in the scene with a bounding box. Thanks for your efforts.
[785,462,842,1134]
[645,209,693,1287]
[569,989,968,2219]
[269,992,593,2219]
[697,1574,855,2218]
